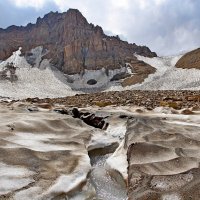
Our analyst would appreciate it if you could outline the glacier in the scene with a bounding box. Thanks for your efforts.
[1,47,200,99]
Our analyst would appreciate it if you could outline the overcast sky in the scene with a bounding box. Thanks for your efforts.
[0,0,200,56]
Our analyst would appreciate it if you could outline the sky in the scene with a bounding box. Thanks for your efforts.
[0,0,200,56]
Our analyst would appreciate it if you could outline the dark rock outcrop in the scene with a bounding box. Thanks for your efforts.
[0,9,157,75]
[0,62,18,82]
[71,108,109,129]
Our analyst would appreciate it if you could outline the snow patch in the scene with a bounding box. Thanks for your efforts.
[107,53,200,91]
[162,193,181,200]
[106,139,128,180]
[45,153,91,195]
[5,132,76,152]
[105,121,127,139]
[0,163,35,195]
[132,54,200,90]
[0,48,77,99]
[0,47,30,69]
[66,66,132,92]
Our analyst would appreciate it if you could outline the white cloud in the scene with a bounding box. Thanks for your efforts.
[154,0,166,5]
[110,0,130,9]
[10,0,47,9]
[138,0,150,9]
[53,0,85,12]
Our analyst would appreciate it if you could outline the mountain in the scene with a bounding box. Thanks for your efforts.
[1,9,200,99]
[0,9,156,75]
[176,48,200,69]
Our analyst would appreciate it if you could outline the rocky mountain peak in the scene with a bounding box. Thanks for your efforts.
[36,11,60,24]
[65,8,88,26]
[36,9,88,28]
[0,9,157,75]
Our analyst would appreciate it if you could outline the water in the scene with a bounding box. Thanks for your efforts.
[89,154,128,200]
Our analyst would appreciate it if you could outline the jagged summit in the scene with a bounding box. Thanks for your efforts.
[36,9,88,28]
[0,9,157,74]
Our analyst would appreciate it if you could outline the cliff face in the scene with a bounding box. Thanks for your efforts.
[0,9,156,74]
[176,48,200,69]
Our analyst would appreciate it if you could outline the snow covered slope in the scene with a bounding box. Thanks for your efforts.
[108,53,200,91]
[0,48,77,99]
[0,48,200,99]
[0,48,132,99]
[133,54,200,90]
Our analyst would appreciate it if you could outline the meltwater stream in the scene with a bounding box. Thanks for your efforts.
[89,153,128,200]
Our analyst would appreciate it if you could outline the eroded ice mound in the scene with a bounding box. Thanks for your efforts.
[0,101,200,199]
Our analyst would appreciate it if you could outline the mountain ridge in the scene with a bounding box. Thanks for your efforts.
[0,8,157,75]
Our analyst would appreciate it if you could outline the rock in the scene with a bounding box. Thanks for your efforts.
[192,106,200,111]
[22,90,200,110]
[181,109,195,115]
[135,109,144,113]
[160,101,182,110]
[186,95,200,101]
[26,97,40,103]
[94,101,113,107]
[71,108,109,129]
[54,108,69,115]
[87,79,97,85]
[119,115,129,119]
[27,106,39,112]
[110,72,131,81]
[122,60,156,86]
[163,96,183,101]
[0,9,156,75]
[176,48,200,69]
[36,103,52,110]
[0,62,18,82]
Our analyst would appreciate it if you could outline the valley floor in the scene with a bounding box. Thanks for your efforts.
[20,90,200,110]
[0,95,200,200]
